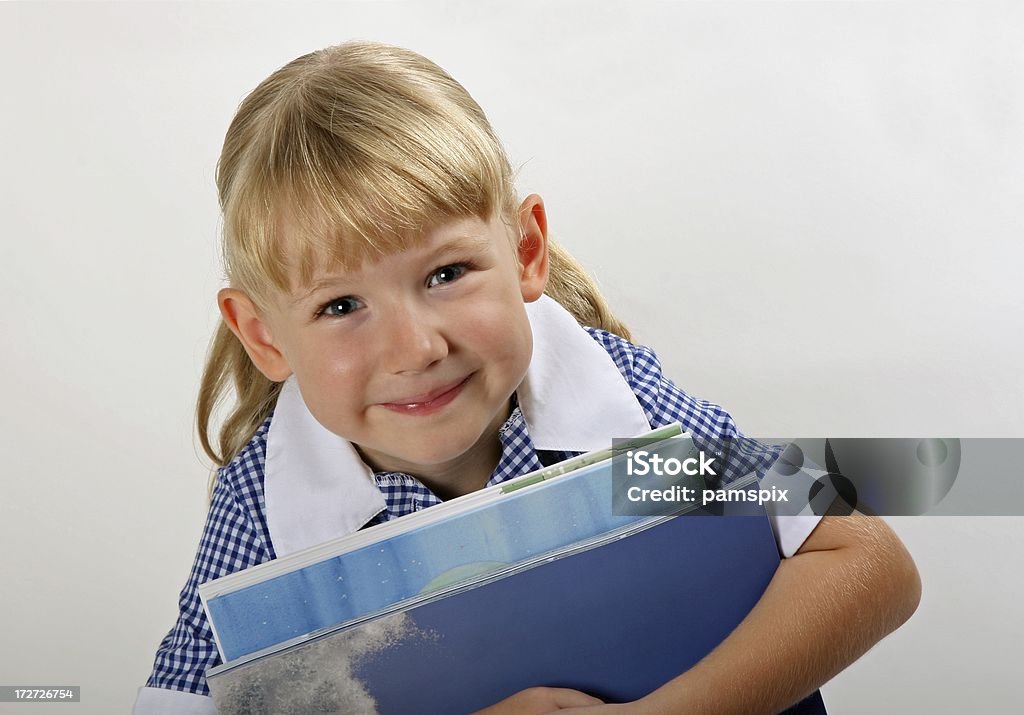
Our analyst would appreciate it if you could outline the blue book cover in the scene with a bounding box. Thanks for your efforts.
[202,428,826,714]
[206,509,825,714]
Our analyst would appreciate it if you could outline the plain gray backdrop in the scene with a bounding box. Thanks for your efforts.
[2,1,1021,713]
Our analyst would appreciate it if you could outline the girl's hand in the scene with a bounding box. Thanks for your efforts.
[551,701,657,715]
[473,687,604,714]
[552,705,647,714]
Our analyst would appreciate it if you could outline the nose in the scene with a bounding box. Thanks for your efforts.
[378,300,449,374]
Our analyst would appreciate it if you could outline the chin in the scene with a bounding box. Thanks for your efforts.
[405,443,472,468]
[409,430,484,466]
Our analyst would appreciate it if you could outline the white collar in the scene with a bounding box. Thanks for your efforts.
[264,294,651,557]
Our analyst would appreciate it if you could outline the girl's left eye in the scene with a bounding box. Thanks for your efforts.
[427,263,468,288]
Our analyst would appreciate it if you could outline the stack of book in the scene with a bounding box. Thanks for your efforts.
[200,426,826,714]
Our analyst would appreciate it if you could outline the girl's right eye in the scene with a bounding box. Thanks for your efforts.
[316,296,363,319]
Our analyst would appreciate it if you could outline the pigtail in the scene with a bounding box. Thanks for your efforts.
[197,321,282,494]
[544,238,633,343]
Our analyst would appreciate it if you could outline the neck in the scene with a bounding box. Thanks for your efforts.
[416,436,502,500]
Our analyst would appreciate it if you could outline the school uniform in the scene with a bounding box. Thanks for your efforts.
[134,295,823,714]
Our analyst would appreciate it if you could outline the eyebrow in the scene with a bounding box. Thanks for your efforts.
[291,232,494,306]
[437,232,493,255]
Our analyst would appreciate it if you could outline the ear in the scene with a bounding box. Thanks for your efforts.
[217,288,293,382]
[516,193,550,302]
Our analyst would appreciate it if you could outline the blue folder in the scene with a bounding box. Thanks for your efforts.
[207,510,826,714]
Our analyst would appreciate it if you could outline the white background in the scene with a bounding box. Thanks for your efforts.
[2,1,1022,713]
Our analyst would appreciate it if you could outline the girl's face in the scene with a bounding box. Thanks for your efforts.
[251,206,548,496]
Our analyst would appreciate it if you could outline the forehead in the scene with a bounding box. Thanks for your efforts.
[282,213,512,298]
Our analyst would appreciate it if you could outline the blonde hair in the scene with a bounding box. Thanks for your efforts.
[198,41,631,471]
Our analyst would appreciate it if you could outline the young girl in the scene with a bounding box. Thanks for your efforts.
[135,41,920,715]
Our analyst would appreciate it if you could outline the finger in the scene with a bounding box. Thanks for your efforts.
[548,688,604,708]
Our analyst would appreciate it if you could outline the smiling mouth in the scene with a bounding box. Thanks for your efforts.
[380,375,473,415]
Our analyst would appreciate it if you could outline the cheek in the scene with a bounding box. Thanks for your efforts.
[461,301,533,369]
[293,341,369,407]
[508,319,534,379]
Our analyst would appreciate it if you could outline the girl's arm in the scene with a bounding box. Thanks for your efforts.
[567,513,921,715]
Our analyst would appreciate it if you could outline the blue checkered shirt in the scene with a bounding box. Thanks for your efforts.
[145,327,778,696]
